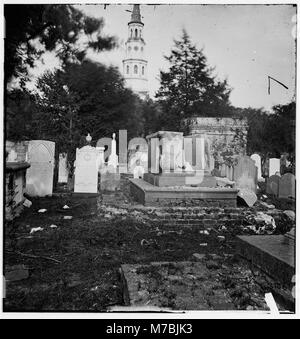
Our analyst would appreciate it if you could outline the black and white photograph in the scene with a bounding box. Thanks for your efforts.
[1,0,298,320]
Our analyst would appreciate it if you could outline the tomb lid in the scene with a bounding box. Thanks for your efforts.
[6,162,30,172]
[146,131,183,140]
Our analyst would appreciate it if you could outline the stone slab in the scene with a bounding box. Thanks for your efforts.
[129,178,237,207]
[236,235,295,288]
[100,173,121,191]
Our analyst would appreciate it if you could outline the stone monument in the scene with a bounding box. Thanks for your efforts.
[130,130,238,206]
[74,134,98,194]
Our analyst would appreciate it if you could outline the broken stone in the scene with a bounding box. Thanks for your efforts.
[260,201,275,209]
[38,209,47,213]
[23,199,32,208]
[237,189,257,207]
[30,227,44,234]
[216,177,235,187]
[217,236,225,242]
[200,243,208,247]
[50,224,58,228]
[254,212,276,229]
[63,216,73,220]
[63,205,70,209]
[283,210,295,222]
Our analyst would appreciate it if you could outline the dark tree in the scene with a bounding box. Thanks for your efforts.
[33,60,144,168]
[4,4,116,87]
[156,30,232,130]
[236,102,296,174]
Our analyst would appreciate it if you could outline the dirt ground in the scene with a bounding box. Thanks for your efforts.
[3,184,294,312]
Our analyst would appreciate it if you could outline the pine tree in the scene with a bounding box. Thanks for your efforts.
[156,30,232,130]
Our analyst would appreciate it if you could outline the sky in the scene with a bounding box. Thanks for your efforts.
[29,3,296,111]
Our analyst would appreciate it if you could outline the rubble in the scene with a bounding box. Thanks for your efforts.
[30,227,44,234]
[283,210,295,222]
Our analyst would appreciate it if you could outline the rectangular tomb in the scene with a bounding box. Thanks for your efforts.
[129,178,238,207]
[236,235,295,288]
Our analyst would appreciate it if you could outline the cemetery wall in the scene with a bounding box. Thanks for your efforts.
[182,117,248,167]
[182,117,248,143]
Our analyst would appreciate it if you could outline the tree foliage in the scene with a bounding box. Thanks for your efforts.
[4,4,116,86]
[156,30,232,130]
[31,60,144,168]
[236,102,296,159]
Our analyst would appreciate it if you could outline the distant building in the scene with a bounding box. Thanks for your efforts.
[122,5,149,99]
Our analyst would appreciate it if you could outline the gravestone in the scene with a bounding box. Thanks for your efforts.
[26,140,55,197]
[119,129,128,173]
[96,137,112,162]
[133,164,145,179]
[58,153,69,183]
[128,137,148,173]
[183,137,193,169]
[278,173,295,199]
[269,158,280,177]
[266,175,280,197]
[251,153,263,181]
[148,137,159,174]
[96,147,105,171]
[74,145,98,193]
[233,156,257,193]
[107,133,119,173]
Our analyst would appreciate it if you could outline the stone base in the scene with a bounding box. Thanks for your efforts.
[129,178,237,207]
[100,173,121,191]
[144,172,216,188]
[236,235,295,288]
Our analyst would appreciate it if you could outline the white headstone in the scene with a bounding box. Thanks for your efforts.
[58,153,69,183]
[26,140,55,197]
[74,146,98,193]
[251,153,263,181]
[107,133,119,173]
[133,165,145,179]
[269,158,280,177]
[96,147,105,171]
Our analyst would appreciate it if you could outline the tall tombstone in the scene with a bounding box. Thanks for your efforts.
[269,158,280,176]
[278,173,295,199]
[266,175,280,197]
[128,137,148,174]
[96,147,105,171]
[118,130,128,173]
[107,133,119,173]
[26,140,55,197]
[158,132,183,173]
[233,156,257,193]
[148,137,159,173]
[74,145,98,193]
[183,137,193,169]
[251,153,263,181]
[58,153,69,183]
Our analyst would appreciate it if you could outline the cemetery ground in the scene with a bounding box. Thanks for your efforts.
[4,181,295,312]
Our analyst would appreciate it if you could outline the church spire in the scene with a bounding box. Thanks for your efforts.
[123,4,148,99]
[129,4,143,25]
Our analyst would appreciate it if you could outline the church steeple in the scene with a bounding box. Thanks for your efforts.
[129,4,143,24]
[122,4,148,99]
